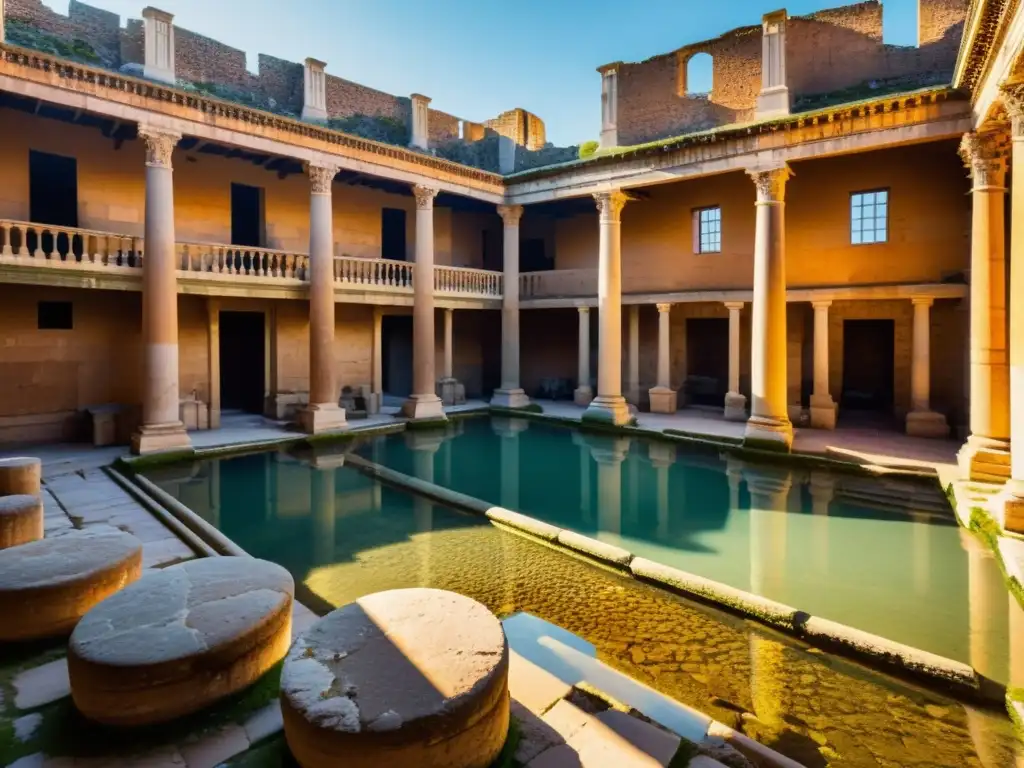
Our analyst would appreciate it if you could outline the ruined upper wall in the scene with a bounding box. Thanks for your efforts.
[613,0,968,146]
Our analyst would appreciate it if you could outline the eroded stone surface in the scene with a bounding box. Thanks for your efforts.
[0,494,44,549]
[0,530,143,640]
[68,556,293,726]
[281,587,509,768]
[0,456,41,496]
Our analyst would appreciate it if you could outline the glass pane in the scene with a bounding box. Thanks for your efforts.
[852,206,862,220]
[877,190,888,204]
[852,230,862,245]
[875,228,886,242]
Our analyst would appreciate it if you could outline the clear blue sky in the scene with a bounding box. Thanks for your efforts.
[47,0,920,145]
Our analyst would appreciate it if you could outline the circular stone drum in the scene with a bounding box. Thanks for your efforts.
[0,457,41,496]
[69,556,294,726]
[281,588,509,768]
[0,494,44,549]
[0,530,142,641]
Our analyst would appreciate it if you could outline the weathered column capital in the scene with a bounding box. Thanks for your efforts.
[305,162,339,195]
[577,306,590,315]
[911,295,934,308]
[497,204,524,225]
[746,165,791,203]
[593,189,630,223]
[724,301,745,311]
[811,299,832,310]
[413,185,439,210]
[138,126,181,169]
[959,130,1008,187]
[656,302,672,313]
[1001,85,1024,137]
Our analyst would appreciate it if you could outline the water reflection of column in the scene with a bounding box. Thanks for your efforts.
[808,471,834,576]
[909,510,931,597]
[406,432,443,585]
[960,530,1009,685]
[209,460,221,528]
[587,436,631,537]
[744,465,791,598]
[649,443,676,538]
[726,457,743,512]
[310,465,337,567]
[493,417,528,510]
[1010,593,1024,691]
[571,431,592,522]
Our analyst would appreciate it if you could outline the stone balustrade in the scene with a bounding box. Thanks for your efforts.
[177,242,309,280]
[0,219,142,268]
[334,256,413,289]
[435,264,503,297]
[520,268,597,299]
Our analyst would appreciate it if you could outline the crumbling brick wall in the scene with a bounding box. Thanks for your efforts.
[7,0,121,63]
[485,108,547,150]
[429,108,461,145]
[175,27,254,91]
[258,55,304,116]
[323,74,409,123]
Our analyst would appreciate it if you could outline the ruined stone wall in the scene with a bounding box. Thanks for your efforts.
[174,27,253,89]
[257,55,304,116]
[485,108,547,151]
[6,0,121,62]
[428,108,462,145]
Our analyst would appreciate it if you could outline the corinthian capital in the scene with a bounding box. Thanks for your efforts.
[138,126,181,169]
[413,185,439,210]
[305,162,340,194]
[497,204,524,226]
[593,190,630,223]
[746,165,791,202]
[1001,84,1024,136]
[958,131,1007,187]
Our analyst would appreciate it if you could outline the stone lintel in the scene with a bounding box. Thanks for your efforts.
[141,6,173,22]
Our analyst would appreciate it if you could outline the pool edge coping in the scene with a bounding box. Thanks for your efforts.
[343,451,1007,708]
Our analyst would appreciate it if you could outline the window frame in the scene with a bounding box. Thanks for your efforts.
[692,205,722,255]
[849,188,889,246]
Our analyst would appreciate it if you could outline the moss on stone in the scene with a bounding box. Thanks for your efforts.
[405,417,450,432]
[578,141,600,159]
[489,716,522,768]
[6,21,105,66]
[327,114,409,146]
[117,448,197,473]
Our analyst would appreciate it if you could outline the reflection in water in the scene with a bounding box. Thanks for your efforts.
[355,417,1016,676]
[148,450,1023,768]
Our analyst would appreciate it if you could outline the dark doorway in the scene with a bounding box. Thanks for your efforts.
[686,318,729,406]
[480,311,502,397]
[522,238,551,272]
[841,319,895,413]
[482,228,503,272]
[231,183,264,247]
[382,315,413,396]
[220,311,265,414]
[29,150,79,259]
[381,208,407,261]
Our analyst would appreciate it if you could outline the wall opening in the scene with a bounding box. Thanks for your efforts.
[522,238,551,272]
[685,318,729,405]
[382,315,413,397]
[841,319,895,417]
[381,208,407,261]
[29,149,79,259]
[230,183,265,248]
[220,311,266,414]
[684,52,714,96]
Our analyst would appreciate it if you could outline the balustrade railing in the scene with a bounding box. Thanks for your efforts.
[177,242,309,280]
[334,256,414,289]
[520,268,597,299]
[0,219,142,267]
[435,265,503,297]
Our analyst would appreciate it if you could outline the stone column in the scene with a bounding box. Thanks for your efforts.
[809,300,837,429]
[131,127,191,454]
[206,298,221,430]
[437,307,461,406]
[585,190,631,425]
[625,305,641,405]
[724,301,747,420]
[299,162,346,434]
[1003,89,1024,531]
[369,307,382,415]
[744,166,793,449]
[958,131,1011,481]
[649,303,676,413]
[403,185,445,421]
[492,205,530,408]
[443,308,454,379]
[574,307,593,405]
[906,296,949,437]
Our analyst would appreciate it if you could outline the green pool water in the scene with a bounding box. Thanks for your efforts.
[146,442,1024,767]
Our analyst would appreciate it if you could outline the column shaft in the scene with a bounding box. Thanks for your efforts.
[809,300,836,429]
[959,131,1011,480]
[744,167,792,448]
[132,127,190,454]
[1002,91,1024,529]
[370,307,382,414]
[649,303,676,413]
[574,307,593,405]
[724,301,747,420]
[443,308,454,380]
[627,305,640,404]
[906,297,949,437]
[492,205,529,407]
[585,190,631,425]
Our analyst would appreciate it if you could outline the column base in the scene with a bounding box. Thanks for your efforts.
[723,392,747,421]
[299,403,348,434]
[743,414,793,451]
[436,378,466,406]
[648,386,677,414]
[573,386,594,407]
[131,421,192,455]
[490,388,530,409]
[401,393,446,421]
[582,395,632,426]
[809,394,837,430]
[997,480,1024,534]
[957,435,1011,482]
[905,410,949,439]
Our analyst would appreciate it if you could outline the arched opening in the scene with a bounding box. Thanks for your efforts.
[685,52,713,96]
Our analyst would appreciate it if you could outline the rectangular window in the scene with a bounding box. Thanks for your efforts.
[38,301,73,330]
[851,189,888,245]
[693,206,721,254]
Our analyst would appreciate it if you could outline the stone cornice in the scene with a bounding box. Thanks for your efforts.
[954,0,1022,95]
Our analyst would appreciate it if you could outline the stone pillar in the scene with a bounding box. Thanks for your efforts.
[755,10,790,119]
[626,304,640,406]
[744,166,793,450]
[437,307,461,406]
[301,58,328,122]
[142,7,175,85]
[585,190,631,425]
[0,0,6,44]
[574,307,593,406]
[299,162,346,434]
[131,127,190,455]
[598,63,620,149]
[958,131,1011,480]
[492,204,529,408]
[207,298,221,430]
[649,303,676,413]
[442,308,454,379]
[809,300,837,429]
[906,296,949,437]
[402,186,445,421]
[724,301,747,420]
[410,94,431,151]
[1003,89,1024,531]
[369,307,382,415]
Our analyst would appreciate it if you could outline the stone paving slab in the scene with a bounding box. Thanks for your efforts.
[13,659,70,711]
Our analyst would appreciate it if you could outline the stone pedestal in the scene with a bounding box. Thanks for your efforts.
[436,377,466,406]
[179,397,209,431]
[907,410,952,438]
[298,404,347,434]
[491,388,530,408]
[402,394,445,420]
[905,296,948,438]
[648,386,677,414]
[724,392,748,421]
[809,396,837,430]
